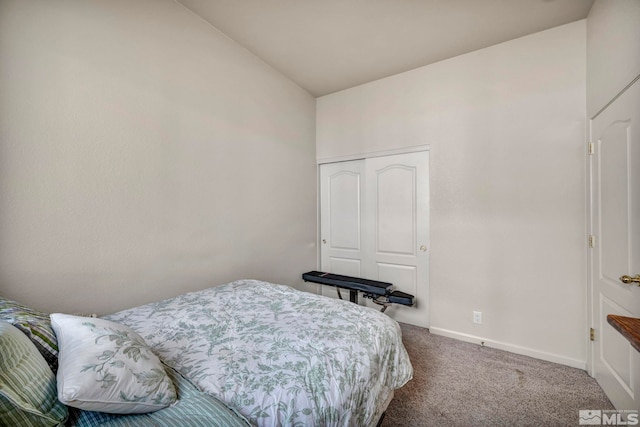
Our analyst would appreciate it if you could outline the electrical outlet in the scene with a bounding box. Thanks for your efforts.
[473,311,482,324]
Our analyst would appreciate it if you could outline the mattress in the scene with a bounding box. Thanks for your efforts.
[105,279,413,427]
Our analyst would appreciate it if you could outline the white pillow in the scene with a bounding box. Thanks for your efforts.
[50,313,177,414]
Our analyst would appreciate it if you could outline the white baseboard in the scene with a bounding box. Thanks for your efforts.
[428,327,587,371]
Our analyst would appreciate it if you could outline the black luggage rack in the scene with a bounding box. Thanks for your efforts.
[302,271,414,312]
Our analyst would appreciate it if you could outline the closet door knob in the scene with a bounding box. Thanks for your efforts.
[620,274,640,286]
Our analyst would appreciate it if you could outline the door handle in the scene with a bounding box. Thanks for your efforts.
[619,274,640,286]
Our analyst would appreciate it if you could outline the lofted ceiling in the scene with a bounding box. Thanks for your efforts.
[177,0,594,97]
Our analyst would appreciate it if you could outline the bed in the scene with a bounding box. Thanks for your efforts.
[1,279,413,427]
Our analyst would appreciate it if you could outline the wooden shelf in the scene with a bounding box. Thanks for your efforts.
[607,314,640,353]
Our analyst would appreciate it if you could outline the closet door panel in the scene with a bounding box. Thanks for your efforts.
[364,151,429,327]
[329,171,361,250]
[320,160,364,298]
[375,165,416,255]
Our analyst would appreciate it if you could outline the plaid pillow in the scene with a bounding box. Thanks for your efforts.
[0,321,68,426]
[0,297,58,373]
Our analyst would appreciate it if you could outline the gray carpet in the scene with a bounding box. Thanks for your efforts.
[382,323,613,427]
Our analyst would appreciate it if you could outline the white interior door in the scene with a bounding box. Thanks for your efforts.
[320,151,430,328]
[320,159,365,279]
[361,152,429,327]
[590,78,640,411]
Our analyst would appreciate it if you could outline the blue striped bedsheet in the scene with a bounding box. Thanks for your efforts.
[66,365,251,427]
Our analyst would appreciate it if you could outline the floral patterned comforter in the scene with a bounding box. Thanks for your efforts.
[104,280,413,427]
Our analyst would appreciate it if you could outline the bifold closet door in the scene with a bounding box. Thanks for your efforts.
[320,151,429,327]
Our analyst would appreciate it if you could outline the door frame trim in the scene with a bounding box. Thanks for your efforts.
[586,118,595,377]
[316,144,430,165]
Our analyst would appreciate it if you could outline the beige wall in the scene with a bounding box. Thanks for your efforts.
[587,0,640,118]
[317,22,587,368]
[0,0,317,314]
